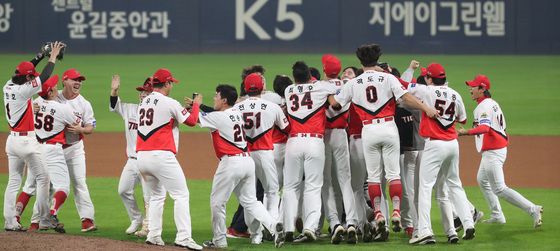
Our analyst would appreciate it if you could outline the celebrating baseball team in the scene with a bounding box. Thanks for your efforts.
[3,41,543,249]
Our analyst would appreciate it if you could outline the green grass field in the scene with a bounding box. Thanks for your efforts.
[0,174,557,250]
[0,54,559,135]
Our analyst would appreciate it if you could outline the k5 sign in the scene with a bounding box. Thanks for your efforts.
[236,0,304,41]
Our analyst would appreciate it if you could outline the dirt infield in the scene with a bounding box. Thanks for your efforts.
[0,232,184,250]
[0,133,558,188]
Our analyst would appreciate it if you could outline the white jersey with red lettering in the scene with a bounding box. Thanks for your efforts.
[3,77,42,132]
[473,98,508,152]
[284,82,336,135]
[110,97,140,158]
[34,97,80,144]
[137,91,192,154]
[199,108,247,159]
[234,97,289,151]
[407,83,467,140]
[334,71,407,122]
[57,94,96,145]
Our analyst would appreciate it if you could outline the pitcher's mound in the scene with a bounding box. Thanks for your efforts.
[0,232,185,250]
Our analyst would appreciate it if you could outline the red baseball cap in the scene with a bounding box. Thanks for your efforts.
[466,74,491,90]
[136,77,154,92]
[39,75,59,97]
[426,63,446,79]
[153,68,179,83]
[420,67,427,77]
[244,73,264,93]
[62,68,86,81]
[321,54,341,78]
[16,61,39,77]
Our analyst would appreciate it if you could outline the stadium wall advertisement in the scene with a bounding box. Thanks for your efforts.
[0,0,558,54]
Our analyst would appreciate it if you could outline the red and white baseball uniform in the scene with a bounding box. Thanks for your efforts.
[3,76,52,229]
[334,70,406,230]
[55,93,97,222]
[407,82,474,238]
[261,92,288,185]
[136,91,199,243]
[199,107,281,247]
[282,81,335,233]
[469,96,541,224]
[321,78,358,230]
[110,96,151,233]
[234,96,289,221]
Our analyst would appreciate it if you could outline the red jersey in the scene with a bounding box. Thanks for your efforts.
[347,104,363,136]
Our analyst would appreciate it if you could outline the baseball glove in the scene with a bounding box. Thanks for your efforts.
[41,42,67,60]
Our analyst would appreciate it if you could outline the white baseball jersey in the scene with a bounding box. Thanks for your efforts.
[284,82,336,134]
[34,97,80,144]
[473,98,508,152]
[136,91,193,154]
[199,108,247,159]
[234,97,289,151]
[3,77,42,132]
[334,71,407,122]
[324,79,350,129]
[57,94,96,145]
[261,92,289,144]
[407,83,467,140]
[110,97,139,158]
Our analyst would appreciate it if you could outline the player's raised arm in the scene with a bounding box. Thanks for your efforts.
[38,41,65,84]
[183,94,202,126]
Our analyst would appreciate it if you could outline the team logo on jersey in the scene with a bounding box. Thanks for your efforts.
[31,79,38,87]
[411,83,416,88]
[181,108,189,115]
[480,112,488,118]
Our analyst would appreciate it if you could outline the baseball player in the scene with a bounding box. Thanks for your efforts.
[329,44,438,240]
[234,73,289,225]
[3,42,64,231]
[407,63,475,245]
[267,75,292,187]
[110,75,153,236]
[458,75,543,228]
[198,84,285,248]
[136,68,202,250]
[33,75,81,233]
[320,54,359,244]
[282,61,337,243]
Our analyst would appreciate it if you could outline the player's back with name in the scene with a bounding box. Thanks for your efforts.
[199,108,247,159]
[234,97,288,150]
[338,71,406,121]
[34,97,79,144]
[4,77,42,132]
[284,81,334,134]
[136,92,190,154]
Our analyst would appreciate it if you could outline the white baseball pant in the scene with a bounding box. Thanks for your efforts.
[137,150,193,243]
[211,155,278,246]
[400,150,419,229]
[416,139,473,237]
[322,128,358,228]
[362,121,401,183]
[250,150,280,221]
[477,148,538,220]
[64,141,95,220]
[273,143,286,187]
[348,135,368,230]
[3,133,51,228]
[118,158,151,227]
[282,136,324,232]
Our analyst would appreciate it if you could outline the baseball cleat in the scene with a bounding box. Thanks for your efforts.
[285,231,294,242]
[532,205,543,228]
[274,222,286,248]
[28,222,40,232]
[405,227,414,238]
[175,237,203,251]
[374,212,387,238]
[202,240,227,249]
[125,221,142,235]
[330,224,345,244]
[373,228,389,242]
[5,224,27,232]
[40,215,65,233]
[409,234,436,245]
[81,218,97,232]
[447,234,459,244]
[134,228,149,238]
[346,225,357,244]
[454,216,463,232]
[482,217,506,224]
[362,222,374,242]
[146,236,165,246]
[473,209,484,224]
[462,228,476,240]
[391,210,402,232]
[226,227,250,238]
[293,229,316,243]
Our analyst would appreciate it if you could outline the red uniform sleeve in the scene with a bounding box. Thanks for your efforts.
[395,77,410,89]
[468,124,490,135]
[183,103,200,126]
